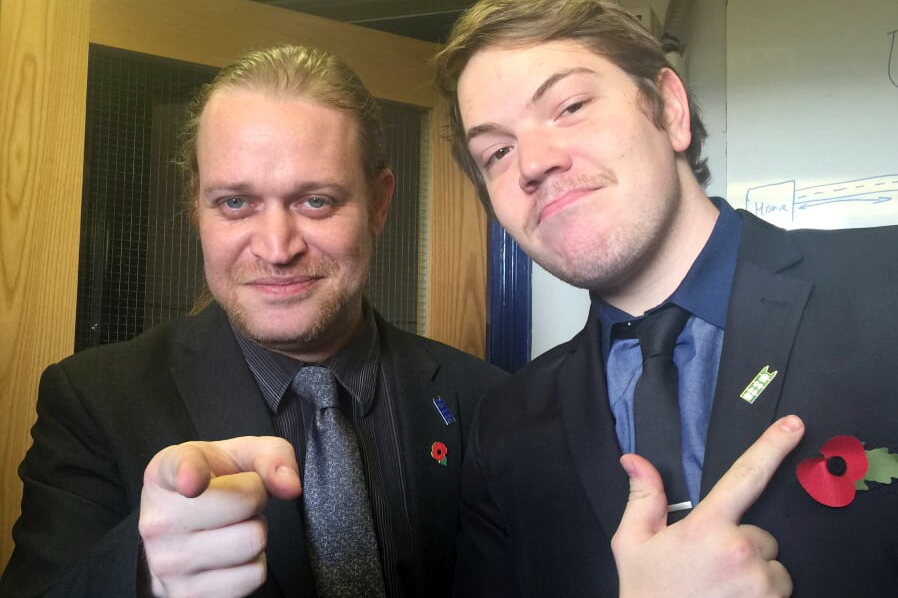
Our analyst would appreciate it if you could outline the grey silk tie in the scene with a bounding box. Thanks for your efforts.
[291,365,386,598]
[631,304,692,521]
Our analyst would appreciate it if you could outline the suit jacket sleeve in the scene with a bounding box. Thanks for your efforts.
[1,363,148,598]
[452,400,522,598]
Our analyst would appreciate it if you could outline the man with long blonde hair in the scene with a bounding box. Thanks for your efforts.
[1,45,506,598]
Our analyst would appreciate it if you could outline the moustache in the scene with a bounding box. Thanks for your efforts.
[535,173,615,210]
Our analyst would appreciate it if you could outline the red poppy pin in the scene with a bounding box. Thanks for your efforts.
[431,441,448,466]
[797,435,898,507]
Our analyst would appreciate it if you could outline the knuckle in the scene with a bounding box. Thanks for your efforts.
[248,475,269,506]
[232,556,269,597]
[746,565,775,595]
[729,457,766,488]
[267,436,293,452]
[626,485,655,503]
[723,534,757,568]
[609,531,627,555]
[235,474,267,508]
[148,552,182,579]
[770,560,793,597]
[723,568,768,597]
[138,510,171,542]
[249,555,268,588]
[248,518,269,555]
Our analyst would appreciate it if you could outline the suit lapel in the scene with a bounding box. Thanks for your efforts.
[379,322,461,559]
[170,304,312,597]
[170,304,274,440]
[701,213,812,497]
[559,311,630,538]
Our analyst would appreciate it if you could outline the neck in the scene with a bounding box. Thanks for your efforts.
[602,169,718,316]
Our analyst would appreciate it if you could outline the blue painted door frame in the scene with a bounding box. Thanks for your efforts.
[486,220,531,372]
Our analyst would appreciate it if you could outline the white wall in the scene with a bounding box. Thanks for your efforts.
[682,0,727,199]
[530,264,591,358]
[529,0,727,360]
[726,0,898,231]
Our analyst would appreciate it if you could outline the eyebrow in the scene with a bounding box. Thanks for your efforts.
[531,67,596,103]
[465,66,597,143]
[202,182,254,197]
[201,181,352,198]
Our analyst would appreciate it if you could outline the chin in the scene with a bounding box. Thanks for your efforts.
[255,323,353,362]
[215,275,366,348]
[240,316,318,345]
[222,299,319,344]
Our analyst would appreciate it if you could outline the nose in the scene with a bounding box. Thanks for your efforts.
[250,205,306,265]
[517,130,572,193]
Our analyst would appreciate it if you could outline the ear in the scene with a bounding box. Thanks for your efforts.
[657,68,691,153]
[369,168,395,236]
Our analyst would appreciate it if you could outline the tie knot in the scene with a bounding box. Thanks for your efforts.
[291,365,338,410]
[636,304,690,360]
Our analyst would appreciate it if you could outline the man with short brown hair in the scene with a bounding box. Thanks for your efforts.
[436,1,898,596]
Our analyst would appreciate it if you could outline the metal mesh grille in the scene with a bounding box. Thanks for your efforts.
[76,45,423,351]
[367,101,423,334]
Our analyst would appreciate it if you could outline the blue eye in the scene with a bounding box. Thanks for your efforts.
[306,196,328,209]
[223,197,246,209]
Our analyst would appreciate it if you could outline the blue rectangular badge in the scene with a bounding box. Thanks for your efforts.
[432,396,456,426]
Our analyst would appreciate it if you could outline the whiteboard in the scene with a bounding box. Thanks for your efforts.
[727,0,898,230]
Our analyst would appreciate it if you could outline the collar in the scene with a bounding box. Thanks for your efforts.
[592,197,742,354]
[321,302,380,417]
[232,301,381,417]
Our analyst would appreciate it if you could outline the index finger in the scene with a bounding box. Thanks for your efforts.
[693,415,804,522]
[212,436,300,499]
[148,436,300,499]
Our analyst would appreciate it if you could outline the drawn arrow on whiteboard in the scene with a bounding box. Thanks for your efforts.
[795,175,898,210]
[797,196,892,209]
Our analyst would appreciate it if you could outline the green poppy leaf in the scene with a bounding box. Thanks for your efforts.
[862,448,898,486]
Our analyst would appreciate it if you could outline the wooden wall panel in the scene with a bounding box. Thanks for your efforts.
[0,0,91,569]
[89,0,436,108]
[425,95,489,357]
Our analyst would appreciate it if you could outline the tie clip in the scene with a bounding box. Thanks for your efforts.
[667,500,693,513]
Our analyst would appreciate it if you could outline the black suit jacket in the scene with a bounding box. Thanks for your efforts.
[0,303,506,598]
[454,211,898,597]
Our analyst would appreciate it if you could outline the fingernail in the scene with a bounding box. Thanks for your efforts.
[619,454,637,477]
[780,415,804,432]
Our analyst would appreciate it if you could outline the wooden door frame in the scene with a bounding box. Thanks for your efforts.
[0,0,487,568]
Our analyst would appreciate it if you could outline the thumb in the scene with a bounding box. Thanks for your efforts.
[613,454,670,547]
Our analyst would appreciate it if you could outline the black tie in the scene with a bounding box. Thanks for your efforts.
[631,304,692,519]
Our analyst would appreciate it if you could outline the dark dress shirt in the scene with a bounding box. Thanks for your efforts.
[234,304,411,598]
[593,197,743,502]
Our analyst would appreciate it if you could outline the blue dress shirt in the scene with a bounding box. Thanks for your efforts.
[594,198,743,505]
